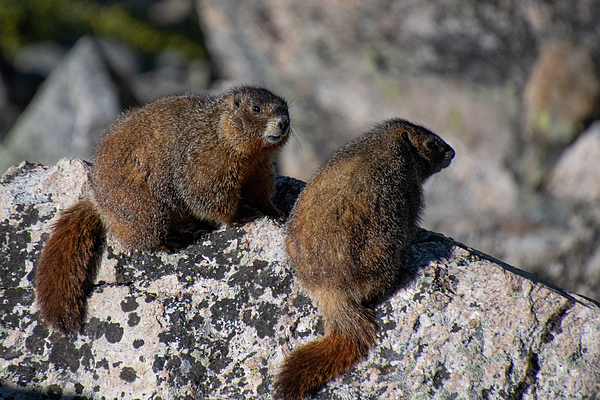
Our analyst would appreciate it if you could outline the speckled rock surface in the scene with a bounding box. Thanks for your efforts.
[1,158,599,399]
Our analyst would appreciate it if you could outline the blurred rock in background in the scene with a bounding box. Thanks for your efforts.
[0,0,209,168]
[0,37,121,170]
[0,0,599,300]
[547,121,600,204]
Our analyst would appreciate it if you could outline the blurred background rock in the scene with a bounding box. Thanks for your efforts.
[0,0,599,301]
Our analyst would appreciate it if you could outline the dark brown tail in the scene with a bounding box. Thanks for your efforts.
[275,304,376,400]
[35,197,104,334]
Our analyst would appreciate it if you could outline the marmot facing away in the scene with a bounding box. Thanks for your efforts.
[276,119,454,399]
[35,86,290,334]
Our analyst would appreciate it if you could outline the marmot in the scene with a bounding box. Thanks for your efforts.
[35,86,291,334]
[275,119,454,399]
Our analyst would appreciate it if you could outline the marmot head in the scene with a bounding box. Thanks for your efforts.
[225,86,290,152]
[404,122,454,181]
[383,119,454,182]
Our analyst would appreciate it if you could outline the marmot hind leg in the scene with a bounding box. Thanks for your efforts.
[96,190,171,251]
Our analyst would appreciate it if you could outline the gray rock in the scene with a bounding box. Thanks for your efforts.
[546,121,600,203]
[1,158,599,399]
[0,36,121,175]
[95,38,145,82]
[455,199,600,304]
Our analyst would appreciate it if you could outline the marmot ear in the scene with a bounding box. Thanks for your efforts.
[233,89,244,111]
[401,130,411,142]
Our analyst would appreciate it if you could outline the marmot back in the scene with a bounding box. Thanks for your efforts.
[35,86,290,334]
[276,119,454,400]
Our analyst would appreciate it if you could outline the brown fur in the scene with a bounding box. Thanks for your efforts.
[35,86,290,334]
[276,119,454,399]
[35,198,104,333]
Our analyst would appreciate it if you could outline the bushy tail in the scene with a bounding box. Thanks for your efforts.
[275,304,376,400]
[35,197,104,334]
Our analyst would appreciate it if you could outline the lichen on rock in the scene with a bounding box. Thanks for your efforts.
[1,158,599,399]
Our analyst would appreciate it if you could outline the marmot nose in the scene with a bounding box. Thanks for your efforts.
[447,147,455,160]
[278,115,290,133]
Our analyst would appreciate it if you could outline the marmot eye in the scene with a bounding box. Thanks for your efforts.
[424,140,436,150]
[253,106,262,113]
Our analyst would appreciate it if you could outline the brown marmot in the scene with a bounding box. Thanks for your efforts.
[35,86,290,334]
[275,119,454,399]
